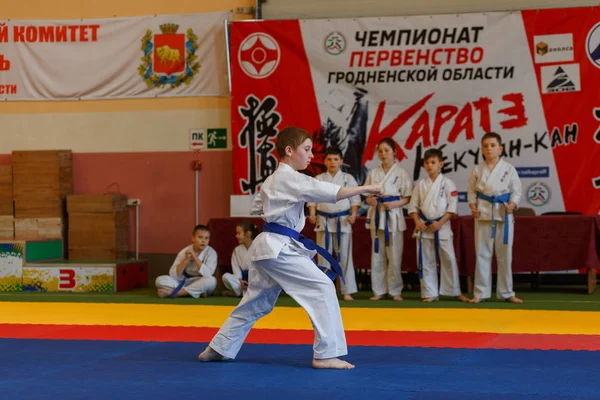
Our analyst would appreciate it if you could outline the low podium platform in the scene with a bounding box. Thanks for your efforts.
[0,239,147,293]
[0,239,62,292]
[23,259,148,293]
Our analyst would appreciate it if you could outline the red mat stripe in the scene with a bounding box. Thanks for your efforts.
[2,324,600,351]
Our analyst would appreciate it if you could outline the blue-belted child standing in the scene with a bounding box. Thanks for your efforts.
[408,148,468,303]
[307,147,361,301]
[364,138,413,302]
[467,132,523,304]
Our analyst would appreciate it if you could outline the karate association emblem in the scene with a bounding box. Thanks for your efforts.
[138,23,200,87]
[526,182,551,207]
[238,32,280,79]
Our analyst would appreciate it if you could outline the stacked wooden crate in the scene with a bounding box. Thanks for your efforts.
[67,194,129,260]
[0,166,14,238]
[12,151,72,239]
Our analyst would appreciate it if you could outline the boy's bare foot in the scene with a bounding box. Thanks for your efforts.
[505,296,523,304]
[221,290,236,297]
[469,297,483,304]
[157,288,172,298]
[370,295,384,301]
[422,297,438,303]
[198,346,228,362]
[343,294,354,301]
[392,296,403,301]
[457,294,470,303]
[312,357,355,369]
[200,291,208,298]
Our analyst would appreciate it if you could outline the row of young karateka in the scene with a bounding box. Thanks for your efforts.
[309,132,522,304]
[156,131,522,304]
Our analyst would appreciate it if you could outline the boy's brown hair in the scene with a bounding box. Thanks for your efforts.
[481,131,502,145]
[423,148,444,162]
[275,126,312,158]
[193,224,210,236]
[324,147,343,158]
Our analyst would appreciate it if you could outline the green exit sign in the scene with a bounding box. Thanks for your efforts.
[207,128,227,149]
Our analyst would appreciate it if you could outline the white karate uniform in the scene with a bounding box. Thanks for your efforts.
[155,245,218,298]
[223,244,251,297]
[467,159,522,300]
[408,174,461,298]
[365,162,413,297]
[307,170,360,295]
[209,163,348,360]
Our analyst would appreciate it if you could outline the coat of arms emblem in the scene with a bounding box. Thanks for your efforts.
[139,23,200,87]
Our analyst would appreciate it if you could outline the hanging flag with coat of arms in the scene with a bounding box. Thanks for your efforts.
[0,12,229,100]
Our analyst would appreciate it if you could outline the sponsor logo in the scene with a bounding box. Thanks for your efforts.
[238,33,280,79]
[324,31,346,55]
[534,34,574,63]
[458,192,468,202]
[586,22,600,69]
[139,23,200,88]
[516,167,550,178]
[526,182,551,207]
[535,41,548,56]
[541,64,580,94]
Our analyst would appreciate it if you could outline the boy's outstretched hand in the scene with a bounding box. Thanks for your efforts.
[337,183,383,201]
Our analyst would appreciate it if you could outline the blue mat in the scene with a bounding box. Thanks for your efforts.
[0,339,597,400]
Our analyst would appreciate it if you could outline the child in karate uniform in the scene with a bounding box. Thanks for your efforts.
[408,148,468,303]
[364,138,412,301]
[308,147,360,301]
[198,126,382,369]
[467,132,523,304]
[155,225,217,298]
[222,221,259,297]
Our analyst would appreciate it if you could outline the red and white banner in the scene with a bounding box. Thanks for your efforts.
[0,12,230,100]
[231,7,600,215]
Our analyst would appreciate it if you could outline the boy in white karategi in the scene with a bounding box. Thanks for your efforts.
[222,221,259,297]
[155,225,218,298]
[468,132,523,304]
[308,147,360,301]
[364,138,412,301]
[198,126,382,369]
[408,148,469,303]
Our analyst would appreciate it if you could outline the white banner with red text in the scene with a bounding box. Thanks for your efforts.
[230,8,600,215]
[0,12,230,100]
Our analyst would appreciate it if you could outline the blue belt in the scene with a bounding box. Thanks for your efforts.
[374,195,401,253]
[241,270,249,282]
[417,210,442,280]
[476,192,511,244]
[170,271,192,298]
[263,222,345,284]
[316,209,351,261]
